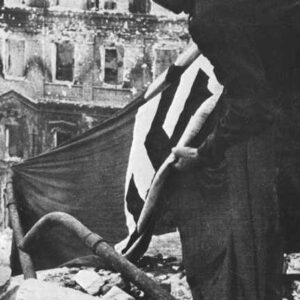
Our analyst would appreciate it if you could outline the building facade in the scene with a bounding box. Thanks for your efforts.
[0,0,189,153]
[0,0,189,228]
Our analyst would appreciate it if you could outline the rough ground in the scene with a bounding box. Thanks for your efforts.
[0,229,192,299]
[1,228,300,300]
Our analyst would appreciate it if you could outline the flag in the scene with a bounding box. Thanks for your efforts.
[11,53,223,272]
[121,54,223,255]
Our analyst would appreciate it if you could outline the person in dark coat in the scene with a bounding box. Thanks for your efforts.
[153,0,300,299]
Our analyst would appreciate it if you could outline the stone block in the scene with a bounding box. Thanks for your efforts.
[100,273,126,295]
[73,270,105,295]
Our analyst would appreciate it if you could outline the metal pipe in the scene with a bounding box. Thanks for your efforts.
[137,81,223,234]
[19,212,175,300]
[6,170,36,279]
[125,59,224,261]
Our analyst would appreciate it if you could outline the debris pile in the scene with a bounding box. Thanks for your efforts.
[287,254,300,274]
[3,228,300,299]
[0,229,12,267]
[0,266,11,295]
[23,254,192,299]
[283,254,300,300]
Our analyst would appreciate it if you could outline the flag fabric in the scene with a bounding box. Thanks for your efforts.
[121,55,223,253]
[11,54,223,272]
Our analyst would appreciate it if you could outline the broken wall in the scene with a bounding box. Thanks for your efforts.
[0,8,189,107]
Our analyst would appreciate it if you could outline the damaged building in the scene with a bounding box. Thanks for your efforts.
[0,0,189,228]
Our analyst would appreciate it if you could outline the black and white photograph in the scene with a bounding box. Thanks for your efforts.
[0,0,299,299]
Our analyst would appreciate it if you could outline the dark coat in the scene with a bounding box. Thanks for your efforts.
[156,0,300,299]
[169,127,281,300]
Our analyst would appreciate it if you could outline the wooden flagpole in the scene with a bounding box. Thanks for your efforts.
[137,90,223,234]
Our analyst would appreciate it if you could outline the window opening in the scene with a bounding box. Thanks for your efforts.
[5,39,25,78]
[104,48,118,84]
[56,41,74,82]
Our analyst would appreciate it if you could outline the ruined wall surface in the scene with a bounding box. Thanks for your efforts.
[0,6,188,108]
[39,102,117,151]
[0,4,188,160]
[0,90,118,229]
[0,2,189,163]
[0,92,39,160]
[0,28,46,101]
[4,0,174,16]
[0,2,189,228]
[0,91,118,159]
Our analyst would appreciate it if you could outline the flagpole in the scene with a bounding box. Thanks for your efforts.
[119,43,201,259]
[124,48,224,261]
[136,92,223,235]
[125,92,223,260]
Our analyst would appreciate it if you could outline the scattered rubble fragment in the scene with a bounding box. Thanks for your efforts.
[102,286,135,300]
[291,281,300,300]
[287,254,300,274]
[0,267,11,295]
[283,254,300,300]
[137,255,190,300]
[0,285,19,300]
[99,273,127,295]
[5,254,191,300]
[3,228,300,299]
[73,270,105,295]
[0,251,188,299]
[0,229,12,268]
[1,230,191,299]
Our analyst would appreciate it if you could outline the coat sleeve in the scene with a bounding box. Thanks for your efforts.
[196,89,276,167]
[187,10,279,167]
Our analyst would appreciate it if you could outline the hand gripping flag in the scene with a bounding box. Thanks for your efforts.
[11,44,223,272]
[120,50,223,259]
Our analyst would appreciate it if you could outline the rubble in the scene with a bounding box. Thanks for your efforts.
[0,229,12,268]
[1,252,191,299]
[101,286,135,300]
[0,285,19,300]
[99,273,126,295]
[0,231,189,300]
[0,267,11,295]
[73,270,105,295]
[15,279,96,300]
[287,254,300,274]
[2,222,300,300]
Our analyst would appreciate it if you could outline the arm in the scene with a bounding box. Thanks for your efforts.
[173,88,276,170]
